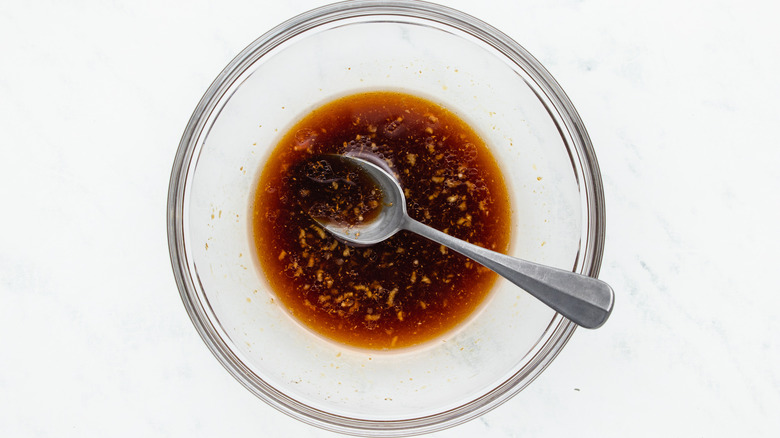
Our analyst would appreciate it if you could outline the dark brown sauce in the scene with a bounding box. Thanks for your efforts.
[288,155,383,227]
[252,91,511,349]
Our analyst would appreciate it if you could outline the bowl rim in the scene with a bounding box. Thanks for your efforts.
[167,0,606,436]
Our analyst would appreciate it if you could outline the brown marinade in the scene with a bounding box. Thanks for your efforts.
[252,91,511,349]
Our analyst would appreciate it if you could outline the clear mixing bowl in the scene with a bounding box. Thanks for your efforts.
[167,0,606,436]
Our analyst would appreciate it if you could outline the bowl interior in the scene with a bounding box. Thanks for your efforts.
[173,4,598,435]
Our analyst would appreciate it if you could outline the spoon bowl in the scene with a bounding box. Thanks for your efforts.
[316,155,615,329]
[316,154,407,247]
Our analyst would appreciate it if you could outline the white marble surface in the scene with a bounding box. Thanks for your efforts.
[1,0,778,436]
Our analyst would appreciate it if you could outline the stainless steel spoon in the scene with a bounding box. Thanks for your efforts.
[315,154,614,329]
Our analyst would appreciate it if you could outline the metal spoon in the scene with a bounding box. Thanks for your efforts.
[315,154,614,329]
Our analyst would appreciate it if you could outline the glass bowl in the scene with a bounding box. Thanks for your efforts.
[167,0,606,436]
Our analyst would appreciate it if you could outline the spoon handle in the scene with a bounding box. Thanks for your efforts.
[403,218,614,329]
